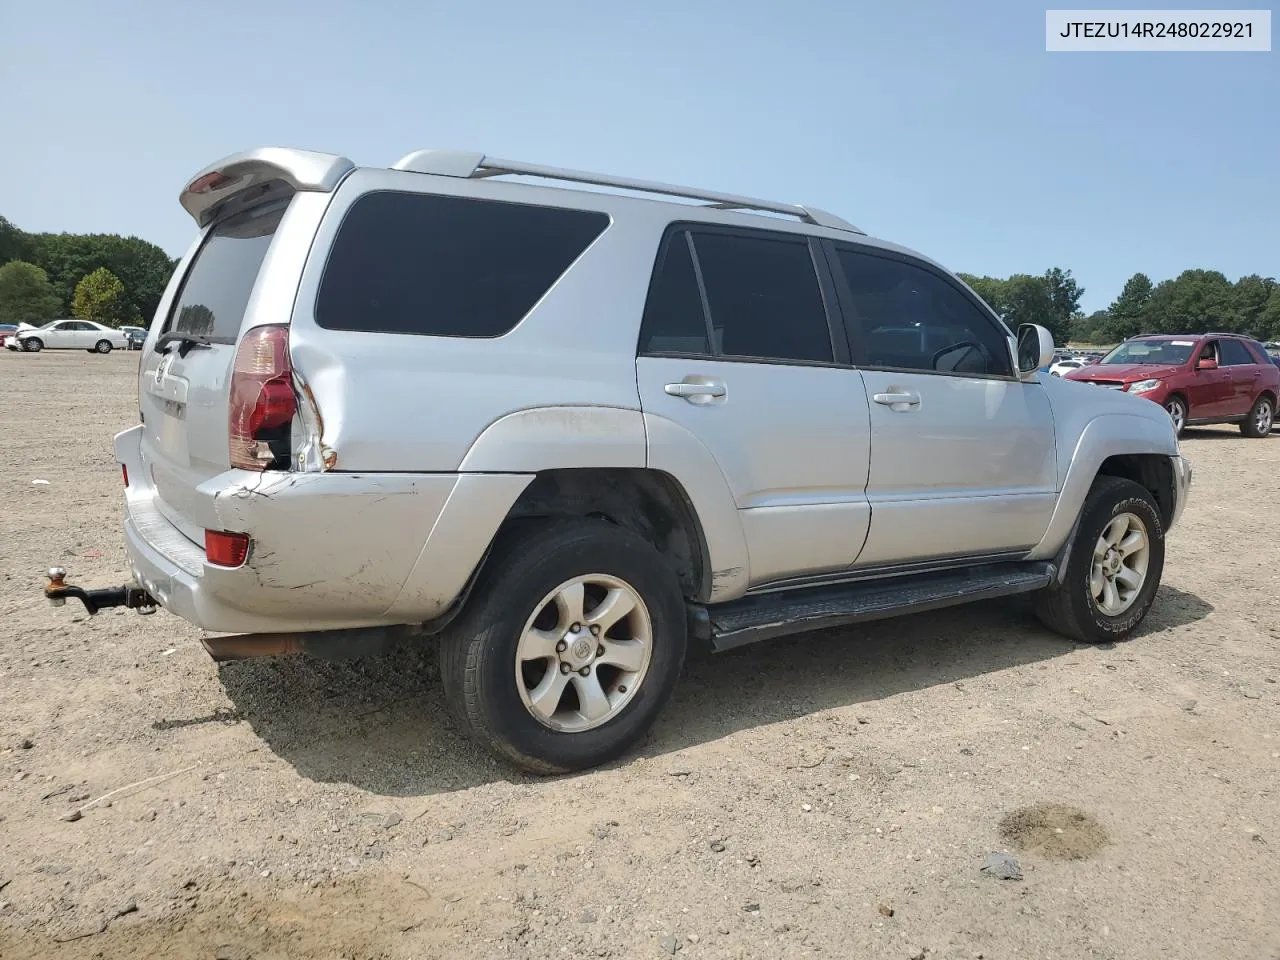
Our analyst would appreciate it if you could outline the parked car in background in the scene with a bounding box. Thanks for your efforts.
[1065,333,1278,437]
[6,322,37,349]
[0,323,18,347]
[121,326,147,350]
[1049,358,1086,376]
[42,144,1192,774]
[12,319,130,354]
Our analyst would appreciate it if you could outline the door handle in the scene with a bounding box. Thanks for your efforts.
[665,381,726,400]
[872,391,921,408]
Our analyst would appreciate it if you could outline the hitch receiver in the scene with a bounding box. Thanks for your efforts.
[44,567,157,616]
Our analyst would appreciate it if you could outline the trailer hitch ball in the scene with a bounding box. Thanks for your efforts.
[47,567,67,606]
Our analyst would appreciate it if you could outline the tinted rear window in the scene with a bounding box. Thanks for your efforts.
[165,202,286,340]
[315,192,609,338]
[1219,339,1255,366]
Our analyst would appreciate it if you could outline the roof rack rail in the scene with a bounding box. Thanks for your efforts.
[390,149,864,234]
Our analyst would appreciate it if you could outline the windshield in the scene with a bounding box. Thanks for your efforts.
[1100,339,1195,366]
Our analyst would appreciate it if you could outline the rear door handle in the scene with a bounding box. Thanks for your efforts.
[665,381,726,402]
[872,391,921,409]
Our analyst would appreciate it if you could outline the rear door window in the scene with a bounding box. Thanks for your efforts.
[164,202,286,341]
[637,227,836,364]
[637,232,712,356]
[1219,339,1254,366]
[691,231,833,363]
[315,192,609,338]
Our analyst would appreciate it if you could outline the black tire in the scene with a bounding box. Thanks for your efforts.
[440,519,687,774]
[1034,477,1165,644]
[94,340,113,354]
[1164,395,1186,437]
[1239,394,1274,438]
[23,338,42,352]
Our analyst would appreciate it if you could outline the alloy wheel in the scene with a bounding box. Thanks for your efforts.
[515,573,653,733]
[1091,512,1150,616]
[1256,399,1274,435]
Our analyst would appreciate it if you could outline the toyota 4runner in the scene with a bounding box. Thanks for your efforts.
[43,147,1192,773]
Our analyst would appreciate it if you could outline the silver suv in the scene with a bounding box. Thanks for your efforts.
[44,146,1192,773]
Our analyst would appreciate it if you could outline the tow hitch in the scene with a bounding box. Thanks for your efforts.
[44,567,157,616]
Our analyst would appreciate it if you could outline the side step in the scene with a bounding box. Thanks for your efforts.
[707,561,1054,651]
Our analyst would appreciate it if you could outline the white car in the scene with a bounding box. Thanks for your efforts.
[12,319,130,354]
[1048,358,1086,377]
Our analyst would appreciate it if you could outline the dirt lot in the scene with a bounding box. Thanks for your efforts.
[1,350,1278,960]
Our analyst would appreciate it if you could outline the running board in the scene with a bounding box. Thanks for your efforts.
[707,561,1054,651]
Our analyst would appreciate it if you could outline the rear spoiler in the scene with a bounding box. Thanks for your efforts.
[179,148,356,227]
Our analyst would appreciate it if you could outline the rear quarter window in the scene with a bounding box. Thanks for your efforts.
[315,191,609,338]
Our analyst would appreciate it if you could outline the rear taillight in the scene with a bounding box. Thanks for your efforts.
[205,530,251,567]
[229,325,296,471]
[121,464,129,487]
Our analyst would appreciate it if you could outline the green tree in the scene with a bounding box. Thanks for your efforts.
[0,215,29,264]
[71,267,130,325]
[1043,267,1084,339]
[1142,269,1235,335]
[958,268,1082,345]
[1259,288,1280,341]
[27,232,175,320]
[1104,273,1153,341]
[957,274,1007,316]
[1232,274,1277,338]
[0,260,62,324]
[1070,310,1111,344]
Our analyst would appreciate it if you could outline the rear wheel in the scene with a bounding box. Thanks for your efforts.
[1240,395,1274,438]
[1034,477,1165,644]
[440,519,687,774]
[94,340,113,354]
[23,338,43,352]
[1164,396,1186,436]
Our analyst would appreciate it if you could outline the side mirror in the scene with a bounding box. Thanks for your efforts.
[1196,357,1218,371]
[1016,324,1055,380]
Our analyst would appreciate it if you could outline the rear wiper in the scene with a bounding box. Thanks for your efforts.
[154,331,221,356]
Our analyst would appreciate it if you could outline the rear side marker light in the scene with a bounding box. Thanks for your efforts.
[121,464,129,487]
[205,530,251,568]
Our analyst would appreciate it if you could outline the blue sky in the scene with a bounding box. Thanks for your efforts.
[1,0,1275,312]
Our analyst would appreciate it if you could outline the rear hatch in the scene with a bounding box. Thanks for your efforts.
[138,201,290,543]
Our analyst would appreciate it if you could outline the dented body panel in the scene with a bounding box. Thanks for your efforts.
[117,425,519,633]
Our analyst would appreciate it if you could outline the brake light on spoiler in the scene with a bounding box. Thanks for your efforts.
[229,325,297,471]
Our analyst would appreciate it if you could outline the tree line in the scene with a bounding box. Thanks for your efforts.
[0,215,176,328]
[958,267,1279,347]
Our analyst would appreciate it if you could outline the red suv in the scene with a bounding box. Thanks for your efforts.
[1065,333,1278,438]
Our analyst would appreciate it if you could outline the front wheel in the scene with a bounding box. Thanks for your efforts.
[440,519,687,774]
[1240,395,1274,438]
[94,340,113,354]
[1034,477,1165,644]
[1164,396,1186,437]
[23,338,43,352]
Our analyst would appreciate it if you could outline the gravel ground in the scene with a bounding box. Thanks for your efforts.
[1,349,1278,960]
